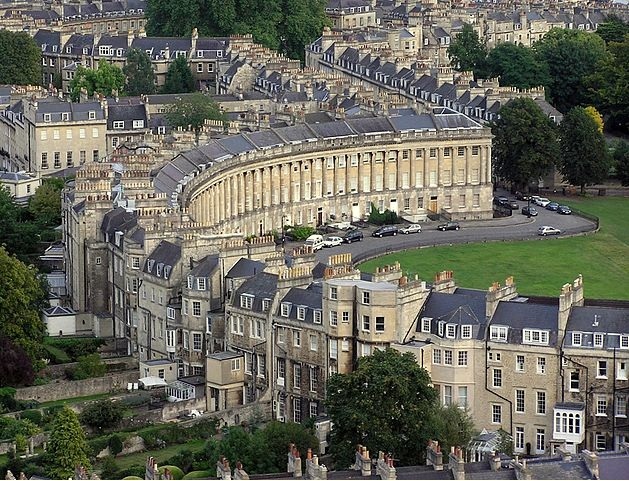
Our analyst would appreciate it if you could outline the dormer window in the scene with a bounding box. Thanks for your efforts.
[446,324,456,339]
[313,310,322,324]
[461,325,472,339]
[438,321,445,336]
[621,335,629,349]
[421,318,431,333]
[88,111,96,120]
[132,119,144,129]
[61,112,69,121]
[593,333,604,347]
[156,262,163,277]
[297,306,306,320]
[572,332,582,346]
[197,278,206,290]
[329,286,337,300]
[113,120,124,129]
[117,48,123,57]
[281,303,290,317]
[52,45,58,52]
[164,266,171,279]
[240,294,253,309]
[147,259,154,272]
[186,276,193,289]
[523,329,549,345]
[490,325,508,342]
[44,113,51,122]
[83,47,89,55]
[262,299,271,312]
[197,51,203,57]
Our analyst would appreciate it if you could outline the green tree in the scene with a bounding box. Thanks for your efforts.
[490,98,560,190]
[281,0,329,61]
[326,349,438,467]
[70,59,125,102]
[28,178,64,227]
[46,407,90,479]
[162,56,196,94]
[79,400,123,432]
[534,28,609,113]
[0,336,35,387]
[447,23,487,76]
[0,247,47,365]
[71,353,107,380]
[0,188,42,262]
[595,15,629,44]
[612,140,629,186]
[484,43,549,90]
[0,30,42,85]
[123,48,157,96]
[558,106,611,194]
[426,405,476,456]
[146,0,205,37]
[586,35,629,134]
[165,92,226,144]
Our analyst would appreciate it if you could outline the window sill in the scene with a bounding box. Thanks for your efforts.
[595,414,608,417]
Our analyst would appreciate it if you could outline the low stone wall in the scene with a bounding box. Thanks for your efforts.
[160,398,207,421]
[14,371,139,403]
[0,433,47,456]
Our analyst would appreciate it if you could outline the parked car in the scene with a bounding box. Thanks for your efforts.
[508,199,519,210]
[399,224,422,234]
[304,234,325,251]
[437,221,460,231]
[372,225,399,237]
[343,230,364,243]
[535,197,551,207]
[546,202,559,211]
[493,196,509,207]
[515,191,531,201]
[521,206,538,216]
[530,195,542,205]
[538,226,561,236]
[557,205,572,215]
[323,236,343,247]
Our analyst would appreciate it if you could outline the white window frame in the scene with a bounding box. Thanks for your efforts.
[490,325,508,341]
[572,332,582,346]
[240,294,253,310]
[461,325,471,339]
[421,317,431,333]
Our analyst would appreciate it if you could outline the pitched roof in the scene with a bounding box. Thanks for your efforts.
[233,272,279,313]
[277,284,323,324]
[143,240,181,279]
[189,255,219,278]
[226,258,266,278]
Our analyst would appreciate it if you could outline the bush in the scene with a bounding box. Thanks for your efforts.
[115,465,145,479]
[368,203,399,225]
[88,435,111,456]
[286,225,316,240]
[79,399,122,432]
[183,471,213,479]
[42,344,70,364]
[44,338,105,362]
[70,354,107,380]
[20,410,43,426]
[100,456,118,479]
[158,466,184,479]
[108,434,123,456]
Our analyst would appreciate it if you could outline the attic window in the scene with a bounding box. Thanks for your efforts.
[197,51,203,58]
[421,318,431,333]
[156,262,163,277]
[262,299,271,312]
[44,114,51,122]
[197,278,206,290]
[281,303,290,317]
[66,47,71,53]
[240,294,253,310]
[83,47,89,55]
[297,306,306,320]
[113,121,124,129]
[132,119,144,129]
[147,259,155,272]
[187,276,193,289]
[88,111,96,120]
[164,265,171,279]
[61,113,69,121]
[461,325,472,339]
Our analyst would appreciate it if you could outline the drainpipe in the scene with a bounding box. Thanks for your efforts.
[485,334,513,437]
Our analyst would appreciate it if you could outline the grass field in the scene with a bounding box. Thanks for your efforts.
[38,392,113,409]
[359,196,629,300]
[104,439,206,471]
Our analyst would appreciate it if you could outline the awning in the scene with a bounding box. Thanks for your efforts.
[138,376,168,388]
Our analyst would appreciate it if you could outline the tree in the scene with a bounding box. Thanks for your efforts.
[586,35,629,134]
[0,188,41,263]
[281,0,329,61]
[484,43,549,90]
[0,30,42,85]
[584,106,604,134]
[325,349,438,467]
[612,140,629,186]
[447,23,487,76]
[595,15,629,44]
[162,56,196,94]
[426,405,476,456]
[71,353,107,380]
[28,178,64,227]
[558,106,611,194]
[123,48,157,96]
[69,59,125,102]
[79,399,123,432]
[46,407,90,479]
[534,28,609,113]
[0,337,35,387]
[165,92,226,144]
[490,98,560,190]
[0,247,47,365]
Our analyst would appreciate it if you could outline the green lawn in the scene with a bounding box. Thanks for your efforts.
[359,196,629,300]
[104,439,206,471]
[38,392,114,409]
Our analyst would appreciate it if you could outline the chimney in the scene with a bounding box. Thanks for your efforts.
[426,440,444,471]
[233,461,249,480]
[287,443,302,478]
[489,451,501,471]
[581,450,599,479]
[191,27,199,54]
[448,446,465,480]
[306,451,328,480]
[433,271,456,294]
[486,276,518,318]
[555,445,572,461]
[376,452,396,480]
[510,456,531,480]
[558,282,574,338]
[351,445,371,477]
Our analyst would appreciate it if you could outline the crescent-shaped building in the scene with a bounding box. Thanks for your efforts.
[154,109,494,235]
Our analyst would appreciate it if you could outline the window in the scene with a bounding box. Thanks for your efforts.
[54,152,61,169]
[536,429,545,453]
[131,257,140,269]
[262,299,270,312]
[113,120,124,129]
[257,354,265,378]
[281,303,290,316]
[293,363,301,388]
[618,361,628,380]
[40,130,47,141]
[293,331,301,347]
[429,148,437,158]
[572,332,582,346]
[458,386,468,407]
[444,385,452,406]
[523,329,549,345]
[240,295,253,309]
[446,324,456,338]
[132,120,144,129]
[444,350,453,365]
[65,128,72,139]
[93,150,99,162]
[79,128,86,139]
[41,152,48,169]
[92,127,99,138]
[492,404,502,424]
[341,311,349,324]
[88,111,96,120]
[567,370,581,391]
[158,369,165,379]
[196,63,203,73]
[421,318,431,333]
[516,389,525,413]
[438,322,444,336]
[197,278,206,290]
[433,349,442,364]
[309,335,318,351]
[231,358,241,371]
[165,307,175,319]
[293,398,302,423]
[461,325,471,338]
[596,395,607,416]
[493,369,502,388]
[490,326,508,341]
[231,316,244,335]
[297,307,306,320]
[309,367,318,392]
[251,319,263,339]
[537,391,546,414]
[621,335,629,349]
[362,291,370,304]
[362,315,370,331]
[277,327,285,344]
[458,351,468,366]
[375,316,385,332]
[595,433,606,451]
[598,360,608,378]
[193,332,202,351]
[616,395,627,417]
[80,151,86,164]
[309,402,318,418]
[515,427,525,451]
[329,286,337,300]
[537,357,546,374]
[594,333,604,347]
[516,355,525,372]
[329,311,338,326]
[95,256,102,265]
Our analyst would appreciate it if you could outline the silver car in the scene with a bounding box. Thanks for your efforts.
[399,224,422,234]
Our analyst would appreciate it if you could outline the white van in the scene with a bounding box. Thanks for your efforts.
[304,234,325,252]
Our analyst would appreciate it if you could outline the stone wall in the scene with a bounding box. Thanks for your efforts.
[14,371,139,403]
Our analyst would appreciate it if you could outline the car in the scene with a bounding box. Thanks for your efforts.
[530,195,542,205]
[343,229,364,243]
[508,199,519,210]
[372,225,399,237]
[493,196,510,208]
[303,234,325,251]
[437,221,460,231]
[538,226,561,236]
[515,191,531,201]
[535,197,551,207]
[546,202,559,211]
[557,205,572,215]
[323,236,343,247]
[521,206,538,216]
[399,224,422,234]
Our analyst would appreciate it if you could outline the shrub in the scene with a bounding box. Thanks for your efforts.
[42,344,70,364]
[287,225,316,240]
[20,410,43,426]
[183,471,213,479]
[368,203,399,225]
[79,399,122,432]
[158,466,184,479]
[71,354,106,380]
[44,338,105,362]
[100,456,118,479]
[108,434,123,456]
[88,435,110,456]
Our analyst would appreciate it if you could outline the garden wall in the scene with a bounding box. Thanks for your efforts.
[14,371,139,403]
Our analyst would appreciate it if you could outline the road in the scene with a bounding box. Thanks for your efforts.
[284,195,598,265]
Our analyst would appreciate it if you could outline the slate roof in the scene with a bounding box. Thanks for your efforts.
[33,29,61,53]
[233,272,279,313]
[418,289,487,340]
[63,34,95,56]
[34,98,105,123]
[277,284,323,324]
[492,300,558,330]
[209,351,242,361]
[0,171,34,182]
[598,452,629,480]
[226,258,266,278]
[526,457,591,479]
[107,99,148,130]
[100,207,137,240]
[189,255,219,278]
[143,240,181,279]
